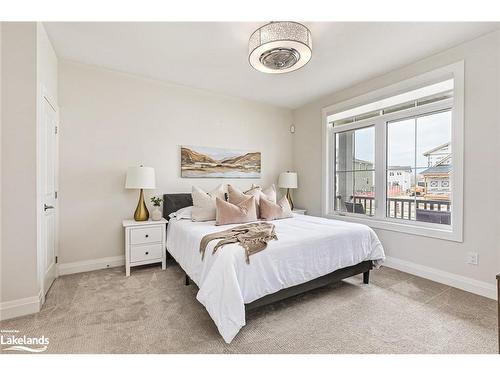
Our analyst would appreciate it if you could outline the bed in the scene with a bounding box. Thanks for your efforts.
[163,193,385,343]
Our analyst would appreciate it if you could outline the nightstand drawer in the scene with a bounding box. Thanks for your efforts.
[130,243,163,263]
[130,226,163,245]
[123,218,167,276]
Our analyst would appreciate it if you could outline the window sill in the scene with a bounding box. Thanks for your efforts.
[325,212,463,242]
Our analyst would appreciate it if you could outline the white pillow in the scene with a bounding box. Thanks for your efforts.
[191,185,226,221]
[169,206,193,221]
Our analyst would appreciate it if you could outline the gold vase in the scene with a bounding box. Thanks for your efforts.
[134,189,149,221]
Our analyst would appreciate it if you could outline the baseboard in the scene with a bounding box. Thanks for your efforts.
[58,255,125,276]
[0,290,43,321]
[384,256,497,300]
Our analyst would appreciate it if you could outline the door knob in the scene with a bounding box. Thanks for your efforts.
[44,204,55,211]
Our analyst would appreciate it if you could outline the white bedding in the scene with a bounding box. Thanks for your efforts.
[166,214,385,343]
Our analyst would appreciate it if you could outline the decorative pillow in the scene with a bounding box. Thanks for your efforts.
[169,206,193,221]
[227,185,262,220]
[227,184,277,218]
[250,183,277,203]
[215,196,258,226]
[260,196,293,221]
[227,184,259,204]
[191,185,226,221]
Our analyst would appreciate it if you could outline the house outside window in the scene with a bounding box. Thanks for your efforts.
[322,62,464,241]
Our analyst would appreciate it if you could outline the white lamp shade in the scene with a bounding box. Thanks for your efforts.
[125,166,156,189]
[278,172,298,189]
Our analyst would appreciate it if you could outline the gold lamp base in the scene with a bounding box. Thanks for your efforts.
[134,189,149,221]
[286,188,294,210]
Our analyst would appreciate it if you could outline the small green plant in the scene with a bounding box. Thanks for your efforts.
[150,196,163,207]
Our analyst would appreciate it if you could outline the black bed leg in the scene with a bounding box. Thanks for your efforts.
[363,270,370,284]
[185,274,190,286]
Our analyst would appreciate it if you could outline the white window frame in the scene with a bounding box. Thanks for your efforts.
[322,61,464,242]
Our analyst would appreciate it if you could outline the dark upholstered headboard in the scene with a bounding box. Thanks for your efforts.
[163,193,192,219]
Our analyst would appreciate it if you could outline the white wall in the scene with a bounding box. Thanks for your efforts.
[58,61,293,264]
[0,23,58,319]
[292,30,500,294]
[0,23,39,306]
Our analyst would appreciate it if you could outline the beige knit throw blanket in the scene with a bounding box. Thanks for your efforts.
[199,222,278,264]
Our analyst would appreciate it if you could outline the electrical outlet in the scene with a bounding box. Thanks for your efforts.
[466,252,479,265]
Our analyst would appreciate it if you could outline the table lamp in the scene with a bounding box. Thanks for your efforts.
[278,172,298,210]
[125,166,156,221]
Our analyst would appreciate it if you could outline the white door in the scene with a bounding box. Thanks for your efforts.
[41,94,59,295]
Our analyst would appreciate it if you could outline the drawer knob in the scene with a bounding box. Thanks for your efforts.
[145,251,149,255]
[145,234,149,238]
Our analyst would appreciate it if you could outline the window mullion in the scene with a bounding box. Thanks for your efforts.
[413,117,418,221]
[374,119,386,220]
[329,130,335,215]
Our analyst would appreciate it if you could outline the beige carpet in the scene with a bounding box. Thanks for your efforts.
[0,263,497,353]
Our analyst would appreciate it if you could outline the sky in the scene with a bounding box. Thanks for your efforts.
[352,110,451,169]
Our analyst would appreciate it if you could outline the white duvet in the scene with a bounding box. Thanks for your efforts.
[166,214,385,343]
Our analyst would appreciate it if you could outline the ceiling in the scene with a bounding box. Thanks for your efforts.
[44,22,500,109]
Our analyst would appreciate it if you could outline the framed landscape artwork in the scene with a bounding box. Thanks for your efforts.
[181,145,261,178]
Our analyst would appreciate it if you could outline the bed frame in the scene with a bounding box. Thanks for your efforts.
[163,193,372,312]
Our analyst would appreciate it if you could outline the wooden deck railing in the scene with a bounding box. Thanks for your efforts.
[337,195,451,221]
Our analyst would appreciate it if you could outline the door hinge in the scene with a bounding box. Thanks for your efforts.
[55,126,58,134]
[55,256,58,264]
[55,191,58,199]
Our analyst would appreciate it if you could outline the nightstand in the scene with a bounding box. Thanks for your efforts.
[292,208,307,215]
[122,218,167,276]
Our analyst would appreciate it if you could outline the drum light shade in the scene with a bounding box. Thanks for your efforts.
[278,172,298,189]
[125,166,156,189]
[249,22,312,74]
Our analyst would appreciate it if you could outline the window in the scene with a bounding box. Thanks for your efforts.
[387,110,452,223]
[335,126,375,216]
[323,62,464,241]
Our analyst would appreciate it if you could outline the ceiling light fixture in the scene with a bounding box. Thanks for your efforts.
[248,21,312,74]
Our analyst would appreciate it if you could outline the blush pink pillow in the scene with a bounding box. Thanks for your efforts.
[260,196,293,221]
[227,184,278,219]
[215,196,258,226]
[250,184,277,203]
[227,184,257,205]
